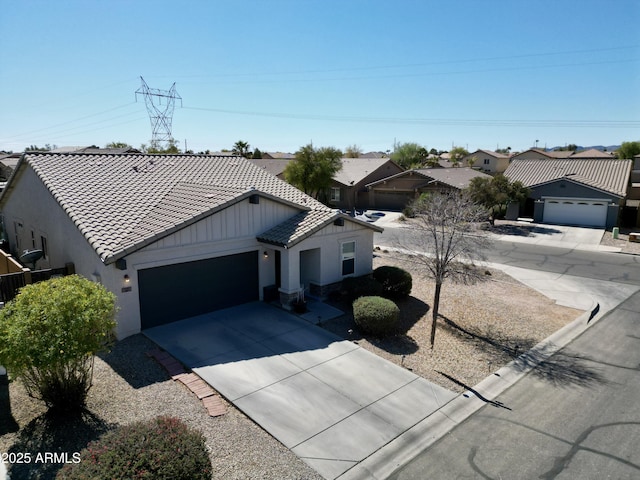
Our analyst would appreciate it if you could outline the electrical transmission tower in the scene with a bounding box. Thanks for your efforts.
[135,76,182,149]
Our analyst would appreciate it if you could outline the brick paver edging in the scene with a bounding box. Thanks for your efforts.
[146,348,227,417]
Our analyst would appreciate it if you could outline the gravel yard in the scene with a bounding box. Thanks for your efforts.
[322,250,583,393]
[1,250,583,480]
[1,335,322,480]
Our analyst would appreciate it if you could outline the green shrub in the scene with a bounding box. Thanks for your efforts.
[342,275,383,300]
[373,266,412,299]
[0,275,116,412]
[353,296,399,336]
[56,416,211,480]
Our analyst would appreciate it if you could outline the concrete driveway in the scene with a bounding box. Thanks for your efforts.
[490,221,611,250]
[144,302,456,480]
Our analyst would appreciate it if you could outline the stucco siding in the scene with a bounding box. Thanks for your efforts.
[143,197,300,251]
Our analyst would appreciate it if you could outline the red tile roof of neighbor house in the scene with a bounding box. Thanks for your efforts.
[3,153,337,264]
[504,158,632,197]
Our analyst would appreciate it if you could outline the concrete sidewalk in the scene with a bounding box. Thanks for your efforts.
[341,260,639,479]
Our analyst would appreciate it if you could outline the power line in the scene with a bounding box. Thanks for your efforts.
[2,103,138,141]
[153,44,639,80]
[182,105,640,129]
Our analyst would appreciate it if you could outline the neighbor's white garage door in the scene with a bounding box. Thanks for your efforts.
[543,198,608,227]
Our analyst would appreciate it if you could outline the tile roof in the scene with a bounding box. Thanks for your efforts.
[257,210,382,248]
[569,148,615,158]
[414,167,493,189]
[13,153,331,263]
[504,158,632,197]
[333,157,399,186]
[468,149,511,159]
[366,167,492,190]
[248,158,292,176]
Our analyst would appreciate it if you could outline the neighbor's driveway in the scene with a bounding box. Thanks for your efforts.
[144,302,456,480]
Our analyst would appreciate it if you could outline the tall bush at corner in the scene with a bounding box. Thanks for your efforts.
[0,275,116,412]
[373,266,412,299]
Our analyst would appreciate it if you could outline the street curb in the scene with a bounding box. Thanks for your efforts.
[339,286,602,480]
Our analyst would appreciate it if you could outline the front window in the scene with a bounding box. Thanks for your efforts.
[331,187,341,202]
[341,241,355,276]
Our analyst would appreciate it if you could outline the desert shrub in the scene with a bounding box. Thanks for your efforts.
[402,204,416,218]
[342,275,383,300]
[353,296,399,336]
[373,265,412,299]
[0,275,116,412]
[56,416,211,480]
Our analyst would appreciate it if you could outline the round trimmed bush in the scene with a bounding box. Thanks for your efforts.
[373,266,412,299]
[56,416,211,480]
[342,275,383,300]
[353,296,399,337]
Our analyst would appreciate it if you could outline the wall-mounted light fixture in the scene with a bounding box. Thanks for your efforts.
[263,251,269,259]
[124,274,130,283]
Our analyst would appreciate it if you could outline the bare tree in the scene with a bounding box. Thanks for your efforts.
[401,191,490,348]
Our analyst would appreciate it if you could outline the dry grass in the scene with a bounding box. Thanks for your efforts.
[322,250,583,393]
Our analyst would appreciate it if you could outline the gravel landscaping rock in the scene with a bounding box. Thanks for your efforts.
[1,334,322,480]
[322,250,583,393]
[1,249,584,480]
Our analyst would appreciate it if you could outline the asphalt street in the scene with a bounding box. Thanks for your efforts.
[376,229,640,286]
[374,229,640,480]
[388,289,640,480]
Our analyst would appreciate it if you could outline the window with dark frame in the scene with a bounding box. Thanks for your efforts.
[341,241,355,276]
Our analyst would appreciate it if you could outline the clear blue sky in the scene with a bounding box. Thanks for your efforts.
[1,0,638,154]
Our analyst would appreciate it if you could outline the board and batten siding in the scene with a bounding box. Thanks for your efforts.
[142,197,301,251]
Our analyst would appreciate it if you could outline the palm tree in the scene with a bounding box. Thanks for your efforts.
[232,140,250,157]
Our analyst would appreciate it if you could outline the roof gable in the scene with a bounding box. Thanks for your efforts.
[333,157,402,186]
[7,153,329,263]
[257,210,382,248]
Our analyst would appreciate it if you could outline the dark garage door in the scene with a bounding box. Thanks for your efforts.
[139,251,259,329]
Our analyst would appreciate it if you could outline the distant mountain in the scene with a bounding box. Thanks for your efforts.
[548,145,620,152]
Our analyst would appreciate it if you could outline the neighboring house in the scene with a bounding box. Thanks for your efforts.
[0,152,21,181]
[365,167,493,210]
[626,154,640,227]
[359,151,389,159]
[329,157,404,211]
[511,148,614,161]
[568,148,615,159]
[248,157,292,179]
[463,149,511,174]
[262,152,295,160]
[50,145,141,154]
[504,158,632,228]
[0,153,382,339]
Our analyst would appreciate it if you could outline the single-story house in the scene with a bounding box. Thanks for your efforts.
[0,153,382,339]
[463,149,511,174]
[261,152,296,160]
[248,157,291,179]
[511,148,614,161]
[364,167,493,210]
[504,157,632,228]
[329,157,404,211]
